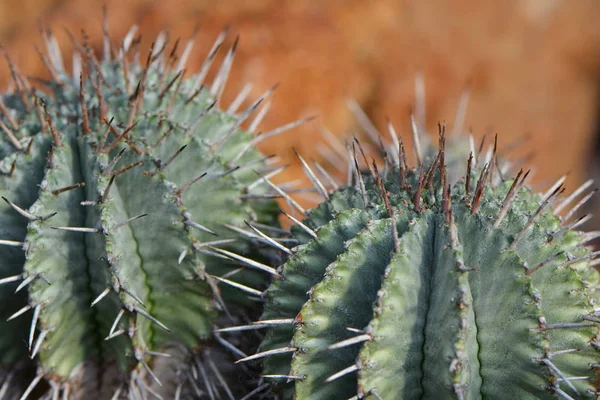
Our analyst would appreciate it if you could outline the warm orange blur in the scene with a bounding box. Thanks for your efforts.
[1,0,600,196]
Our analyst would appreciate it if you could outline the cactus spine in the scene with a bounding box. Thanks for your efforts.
[0,21,297,399]
[229,114,600,398]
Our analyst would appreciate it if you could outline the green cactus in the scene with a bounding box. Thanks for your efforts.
[230,119,600,398]
[0,22,297,399]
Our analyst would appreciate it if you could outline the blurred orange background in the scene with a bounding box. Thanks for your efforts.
[1,0,600,196]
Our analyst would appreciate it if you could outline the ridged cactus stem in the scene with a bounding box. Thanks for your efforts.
[223,108,600,399]
[0,14,310,399]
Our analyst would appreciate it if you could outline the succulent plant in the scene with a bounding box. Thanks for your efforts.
[0,19,305,399]
[228,115,600,398]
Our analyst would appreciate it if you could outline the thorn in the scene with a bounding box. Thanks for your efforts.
[346,98,380,144]
[470,163,490,214]
[51,182,85,196]
[187,26,227,94]
[111,214,147,231]
[351,142,368,208]
[324,364,360,383]
[493,169,527,228]
[101,175,116,204]
[30,329,48,358]
[509,184,565,250]
[102,121,139,154]
[327,333,372,351]
[158,69,183,100]
[562,189,597,223]
[555,179,594,214]
[79,72,91,134]
[110,160,143,177]
[178,249,187,265]
[207,358,235,400]
[134,307,171,332]
[15,275,39,293]
[413,167,425,213]
[542,173,569,202]
[465,152,473,197]
[122,287,146,308]
[0,45,30,111]
[227,82,252,113]
[7,304,32,321]
[0,118,22,150]
[525,251,564,276]
[249,116,317,146]
[91,287,111,307]
[214,318,294,333]
[248,100,271,133]
[373,160,399,252]
[108,309,125,338]
[42,103,62,147]
[409,111,423,167]
[261,375,304,380]
[244,221,292,255]
[210,275,263,296]
[213,330,248,358]
[209,246,280,276]
[235,347,297,364]
[97,117,115,155]
[18,372,43,400]
[552,215,592,241]
[184,218,218,236]
[28,304,41,350]
[2,196,55,221]
[50,226,100,233]
[210,35,238,104]
[0,100,18,130]
[541,358,579,395]
[239,384,270,400]
[295,149,329,200]
[143,145,187,177]
[0,274,22,285]
[452,83,470,136]
[281,211,317,239]
[176,172,207,195]
[139,357,163,387]
[256,172,306,215]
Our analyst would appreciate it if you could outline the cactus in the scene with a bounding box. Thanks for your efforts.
[0,21,302,399]
[230,115,600,399]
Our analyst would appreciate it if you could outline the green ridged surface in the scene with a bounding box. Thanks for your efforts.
[259,144,600,399]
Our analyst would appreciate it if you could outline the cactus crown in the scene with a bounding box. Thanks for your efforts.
[0,22,294,398]
[234,122,600,399]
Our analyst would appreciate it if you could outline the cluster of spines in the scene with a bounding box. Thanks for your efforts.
[0,12,317,400]
[215,95,600,399]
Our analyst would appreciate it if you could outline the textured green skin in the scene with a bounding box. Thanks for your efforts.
[0,54,278,393]
[259,156,600,399]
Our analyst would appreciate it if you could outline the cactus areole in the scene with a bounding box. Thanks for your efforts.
[245,128,600,399]
[0,22,294,398]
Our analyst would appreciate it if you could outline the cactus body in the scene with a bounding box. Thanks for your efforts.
[254,130,600,399]
[0,26,282,398]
